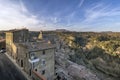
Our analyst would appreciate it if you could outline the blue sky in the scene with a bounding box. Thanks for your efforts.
[0,0,120,31]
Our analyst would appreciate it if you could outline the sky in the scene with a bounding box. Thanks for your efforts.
[0,0,120,31]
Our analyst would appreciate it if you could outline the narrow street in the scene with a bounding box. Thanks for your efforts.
[0,53,27,80]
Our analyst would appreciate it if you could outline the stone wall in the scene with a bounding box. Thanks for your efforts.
[31,48,55,80]
[6,32,13,56]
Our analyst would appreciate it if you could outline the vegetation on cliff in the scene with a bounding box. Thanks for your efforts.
[58,32,120,80]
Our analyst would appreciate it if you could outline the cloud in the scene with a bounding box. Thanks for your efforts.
[49,17,61,24]
[65,11,76,26]
[1,0,120,32]
[83,3,120,23]
[0,0,86,31]
[69,2,120,32]
[19,0,28,13]
[78,0,84,8]
[0,0,57,31]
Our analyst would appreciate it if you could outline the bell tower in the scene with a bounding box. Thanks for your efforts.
[38,31,43,40]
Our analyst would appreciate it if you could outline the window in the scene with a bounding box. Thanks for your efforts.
[55,67,57,70]
[42,70,45,75]
[30,52,35,60]
[31,52,35,56]
[43,50,45,55]
[29,69,31,76]
[35,69,37,71]
[56,73,58,75]
[41,59,45,66]
[21,60,23,67]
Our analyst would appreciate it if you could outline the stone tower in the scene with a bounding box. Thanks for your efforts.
[38,31,43,40]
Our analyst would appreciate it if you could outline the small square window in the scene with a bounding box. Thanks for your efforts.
[35,69,37,71]
[41,59,45,66]
[42,70,45,75]
[43,50,45,55]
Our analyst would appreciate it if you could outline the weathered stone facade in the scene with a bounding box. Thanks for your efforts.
[6,29,55,80]
[16,42,55,80]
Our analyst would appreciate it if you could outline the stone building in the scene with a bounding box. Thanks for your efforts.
[6,28,29,59]
[6,29,55,80]
[16,41,55,80]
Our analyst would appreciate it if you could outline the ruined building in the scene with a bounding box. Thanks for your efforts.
[6,29,55,80]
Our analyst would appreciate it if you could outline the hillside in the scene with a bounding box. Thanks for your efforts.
[56,32,120,80]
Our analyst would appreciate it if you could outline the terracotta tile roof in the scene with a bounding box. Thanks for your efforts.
[32,70,46,80]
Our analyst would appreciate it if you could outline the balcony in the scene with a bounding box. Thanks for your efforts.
[28,56,40,63]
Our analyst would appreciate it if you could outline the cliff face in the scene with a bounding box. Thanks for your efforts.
[55,38,100,80]
[56,32,120,80]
